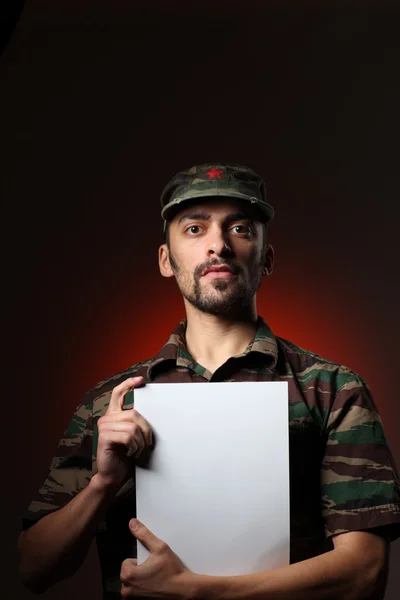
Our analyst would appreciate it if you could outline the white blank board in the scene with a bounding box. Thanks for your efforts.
[135,381,289,575]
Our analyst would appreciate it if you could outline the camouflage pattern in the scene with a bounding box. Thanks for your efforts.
[22,317,400,599]
[160,163,275,226]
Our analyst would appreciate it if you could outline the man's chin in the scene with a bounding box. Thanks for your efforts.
[201,278,236,292]
[191,294,246,315]
[201,286,237,301]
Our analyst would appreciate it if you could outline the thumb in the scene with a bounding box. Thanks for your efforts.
[129,519,167,553]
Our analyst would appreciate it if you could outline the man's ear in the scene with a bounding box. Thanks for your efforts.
[262,244,274,276]
[159,244,174,278]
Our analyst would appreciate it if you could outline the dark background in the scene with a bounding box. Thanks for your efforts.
[2,1,399,599]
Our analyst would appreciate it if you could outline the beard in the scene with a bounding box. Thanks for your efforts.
[169,251,264,316]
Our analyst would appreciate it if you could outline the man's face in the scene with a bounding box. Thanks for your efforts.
[159,199,273,316]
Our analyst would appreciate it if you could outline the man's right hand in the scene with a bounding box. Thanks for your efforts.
[95,376,152,491]
[18,375,153,593]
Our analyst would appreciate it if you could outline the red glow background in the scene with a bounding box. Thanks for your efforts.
[3,2,400,599]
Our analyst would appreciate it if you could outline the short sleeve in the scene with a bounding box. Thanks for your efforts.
[22,396,94,530]
[321,377,400,540]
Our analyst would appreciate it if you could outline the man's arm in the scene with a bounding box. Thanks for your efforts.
[18,474,119,593]
[18,376,151,594]
[121,521,390,600]
[191,530,389,600]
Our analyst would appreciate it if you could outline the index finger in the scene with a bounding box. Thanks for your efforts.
[129,519,167,554]
[106,376,145,414]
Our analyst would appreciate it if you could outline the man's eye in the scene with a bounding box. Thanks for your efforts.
[185,225,201,235]
[231,225,251,235]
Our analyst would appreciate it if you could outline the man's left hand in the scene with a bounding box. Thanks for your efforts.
[121,519,194,598]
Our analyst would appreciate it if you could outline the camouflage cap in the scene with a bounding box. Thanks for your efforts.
[160,163,275,225]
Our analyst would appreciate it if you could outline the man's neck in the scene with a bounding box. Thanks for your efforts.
[184,305,259,373]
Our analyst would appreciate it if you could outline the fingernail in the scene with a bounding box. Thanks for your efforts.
[130,518,140,530]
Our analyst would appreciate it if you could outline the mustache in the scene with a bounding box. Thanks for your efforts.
[194,260,242,279]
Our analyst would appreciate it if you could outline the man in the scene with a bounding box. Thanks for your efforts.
[19,163,400,599]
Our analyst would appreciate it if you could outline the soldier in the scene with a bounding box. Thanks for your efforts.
[18,163,400,599]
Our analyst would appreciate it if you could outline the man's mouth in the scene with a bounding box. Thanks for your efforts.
[201,265,235,279]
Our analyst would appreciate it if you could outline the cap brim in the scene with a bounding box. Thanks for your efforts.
[161,189,275,223]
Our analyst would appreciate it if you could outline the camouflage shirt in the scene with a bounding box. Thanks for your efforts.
[22,317,400,598]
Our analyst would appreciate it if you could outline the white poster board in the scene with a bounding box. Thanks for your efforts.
[135,381,289,576]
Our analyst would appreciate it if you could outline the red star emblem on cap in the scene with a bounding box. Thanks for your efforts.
[206,167,224,180]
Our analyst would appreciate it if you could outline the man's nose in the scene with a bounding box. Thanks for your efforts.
[206,228,233,257]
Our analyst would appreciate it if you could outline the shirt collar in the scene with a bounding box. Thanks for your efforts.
[147,316,278,380]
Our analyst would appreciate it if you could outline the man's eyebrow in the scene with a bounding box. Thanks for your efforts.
[178,212,252,225]
[178,212,211,224]
[224,213,251,222]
